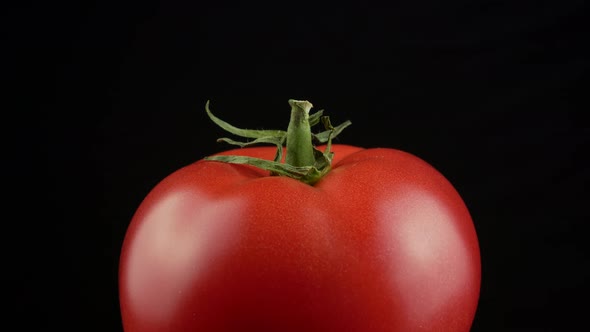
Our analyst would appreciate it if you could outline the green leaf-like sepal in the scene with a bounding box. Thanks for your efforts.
[313,119,352,144]
[206,101,286,139]
[204,154,328,185]
[308,109,324,126]
[216,136,286,162]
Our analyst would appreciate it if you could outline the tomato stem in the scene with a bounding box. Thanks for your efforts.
[286,100,316,167]
[204,99,352,185]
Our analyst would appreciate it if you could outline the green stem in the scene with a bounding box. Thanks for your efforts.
[286,99,315,167]
[204,99,351,185]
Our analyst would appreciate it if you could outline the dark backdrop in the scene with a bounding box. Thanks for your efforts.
[8,1,588,331]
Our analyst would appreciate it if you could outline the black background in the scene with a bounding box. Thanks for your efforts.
[7,0,588,331]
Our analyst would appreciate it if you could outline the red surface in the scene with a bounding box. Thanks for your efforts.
[119,145,481,331]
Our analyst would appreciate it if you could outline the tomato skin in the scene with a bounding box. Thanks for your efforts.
[119,144,481,332]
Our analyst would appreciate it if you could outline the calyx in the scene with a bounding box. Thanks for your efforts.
[204,99,351,185]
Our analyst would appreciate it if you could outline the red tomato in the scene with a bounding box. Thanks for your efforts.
[119,144,481,331]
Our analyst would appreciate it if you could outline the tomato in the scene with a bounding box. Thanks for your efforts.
[119,100,480,331]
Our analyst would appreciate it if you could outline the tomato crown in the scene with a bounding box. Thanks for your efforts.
[204,99,351,185]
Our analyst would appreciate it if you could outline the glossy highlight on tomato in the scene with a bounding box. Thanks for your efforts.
[119,143,481,331]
